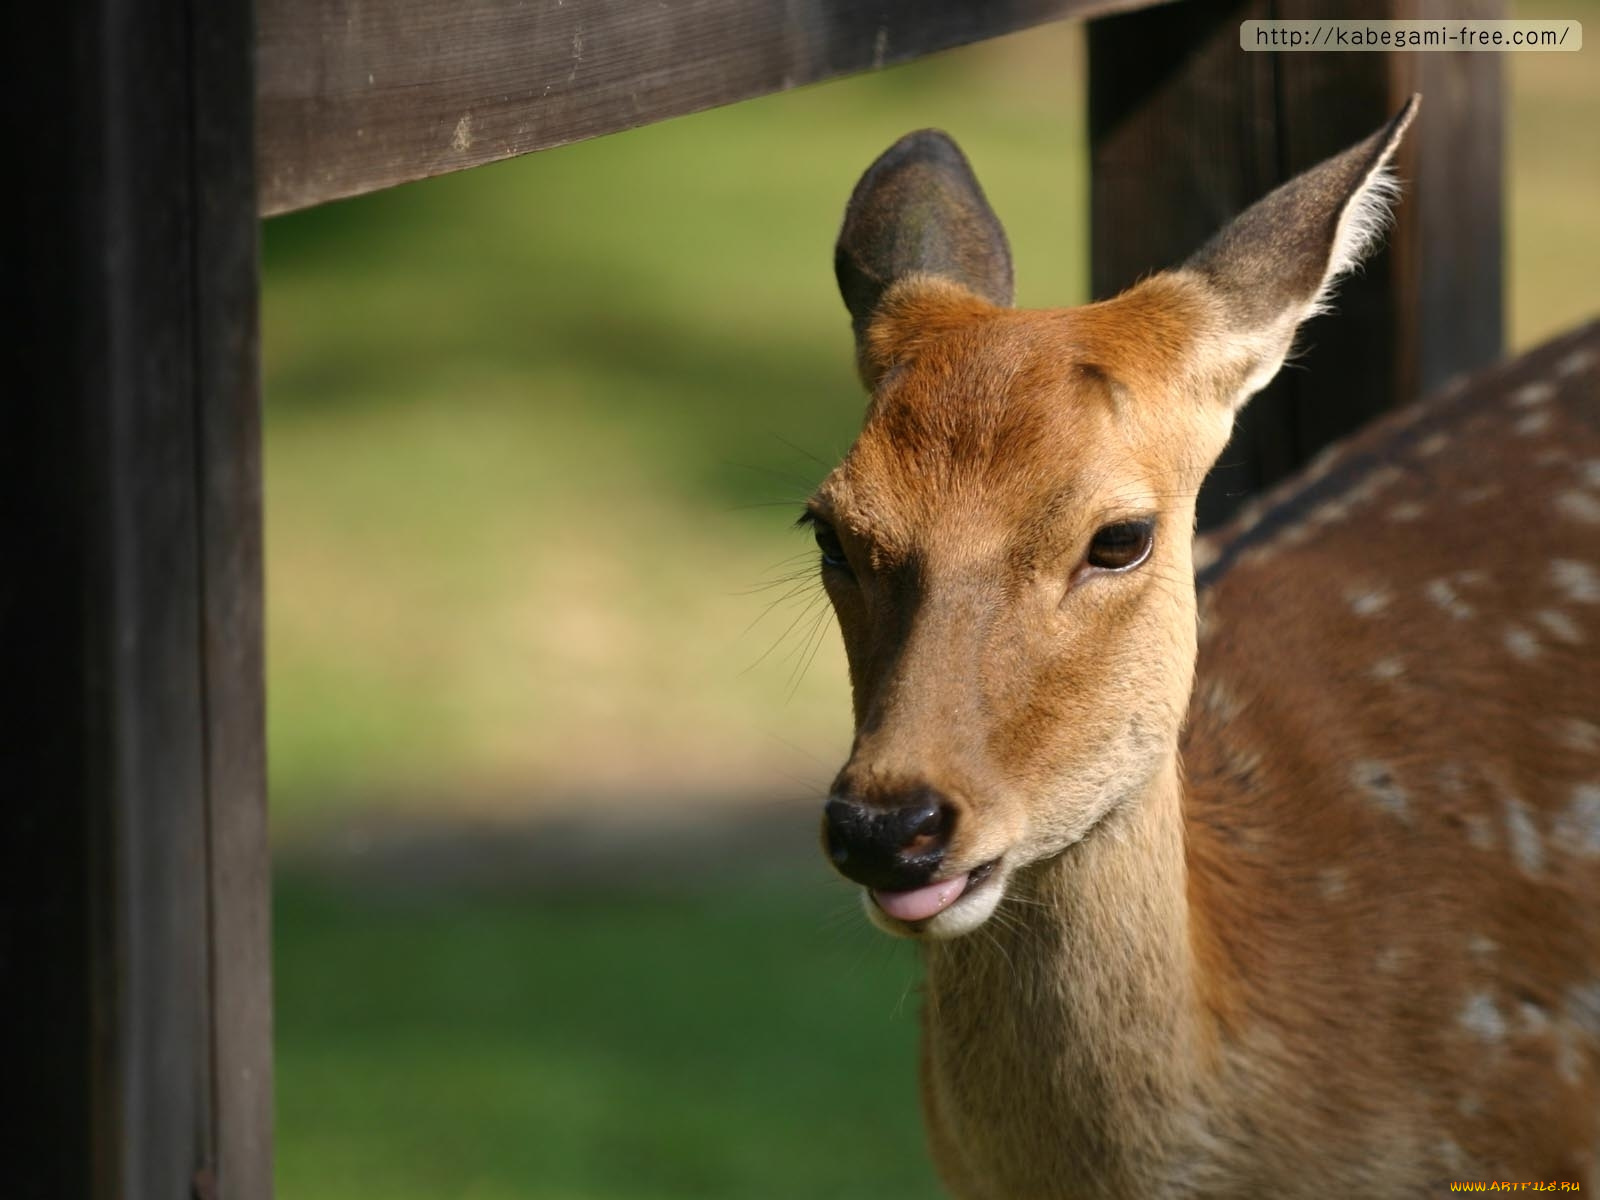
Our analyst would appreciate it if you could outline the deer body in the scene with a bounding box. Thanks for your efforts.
[812,102,1600,1195]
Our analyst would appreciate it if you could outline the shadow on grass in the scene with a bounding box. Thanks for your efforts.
[275,810,941,1200]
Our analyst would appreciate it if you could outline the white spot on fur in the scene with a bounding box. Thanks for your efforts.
[1319,869,1348,901]
[1376,946,1406,974]
[1554,785,1600,856]
[1427,577,1475,620]
[1275,522,1314,548]
[1554,719,1600,753]
[1569,979,1600,1037]
[1550,560,1600,604]
[1437,1138,1472,1173]
[1340,465,1404,510]
[1347,586,1391,616]
[1557,490,1600,524]
[1370,657,1405,681]
[1464,812,1497,853]
[1554,1028,1586,1086]
[1504,793,1544,874]
[1223,741,1263,780]
[1511,380,1556,407]
[1312,500,1351,526]
[1460,991,1506,1042]
[1387,501,1426,522]
[1199,679,1243,722]
[1515,410,1552,436]
[1353,760,1410,822]
[1503,624,1541,660]
[1462,483,1502,505]
[1417,432,1451,457]
[1518,1001,1551,1034]
[1580,459,1600,489]
[1556,347,1597,378]
[1468,933,1498,959]
[1536,609,1585,644]
[1303,443,1348,481]
[1235,548,1280,578]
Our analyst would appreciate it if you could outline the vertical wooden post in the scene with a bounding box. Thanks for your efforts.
[2,0,271,1195]
[1087,0,1504,529]
[1388,0,1506,404]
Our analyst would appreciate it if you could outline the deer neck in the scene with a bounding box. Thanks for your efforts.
[920,755,1218,1193]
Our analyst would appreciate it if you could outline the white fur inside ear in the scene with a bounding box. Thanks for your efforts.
[1175,98,1418,414]
[1229,157,1403,405]
[1313,159,1403,318]
[1231,313,1304,402]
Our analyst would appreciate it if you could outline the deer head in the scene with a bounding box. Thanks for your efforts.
[813,99,1420,938]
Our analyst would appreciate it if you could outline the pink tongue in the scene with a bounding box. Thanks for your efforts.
[872,874,970,922]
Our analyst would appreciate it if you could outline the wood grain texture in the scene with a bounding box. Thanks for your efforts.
[1,0,269,1195]
[195,0,276,1192]
[258,0,1172,215]
[1088,0,1503,529]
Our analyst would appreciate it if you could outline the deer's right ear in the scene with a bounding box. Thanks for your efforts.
[835,130,1013,387]
[1180,95,1420,412]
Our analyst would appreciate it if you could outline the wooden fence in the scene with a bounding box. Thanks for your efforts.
[4,0,1501,1196]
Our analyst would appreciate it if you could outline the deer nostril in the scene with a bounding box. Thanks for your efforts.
[901,799,953,855]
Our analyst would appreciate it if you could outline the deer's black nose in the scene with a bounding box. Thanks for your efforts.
[823,789,954,891]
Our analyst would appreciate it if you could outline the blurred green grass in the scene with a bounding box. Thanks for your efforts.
[265,15,1597,1200]
[276,868,933,1200]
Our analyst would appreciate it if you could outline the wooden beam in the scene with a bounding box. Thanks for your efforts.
[2,0,271,1194]
[258,0,1172,215]
[1087,0,1503,529]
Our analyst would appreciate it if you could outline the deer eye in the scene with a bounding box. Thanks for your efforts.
[1086,519,1155,572]
[814,521,851,573]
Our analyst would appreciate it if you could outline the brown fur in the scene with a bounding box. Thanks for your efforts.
[812,120,1600,1191]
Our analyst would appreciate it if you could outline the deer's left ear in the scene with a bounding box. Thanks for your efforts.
[835,130,1013,387]
[1181,95,1420,410]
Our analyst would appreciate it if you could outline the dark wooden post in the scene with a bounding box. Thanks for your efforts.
[2,0,271,1195]
[1087,0,1504,529]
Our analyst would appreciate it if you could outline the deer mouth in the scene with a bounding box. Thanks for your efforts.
[871,858,999,924]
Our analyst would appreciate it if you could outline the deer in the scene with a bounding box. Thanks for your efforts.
[807,95,1600,1197]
